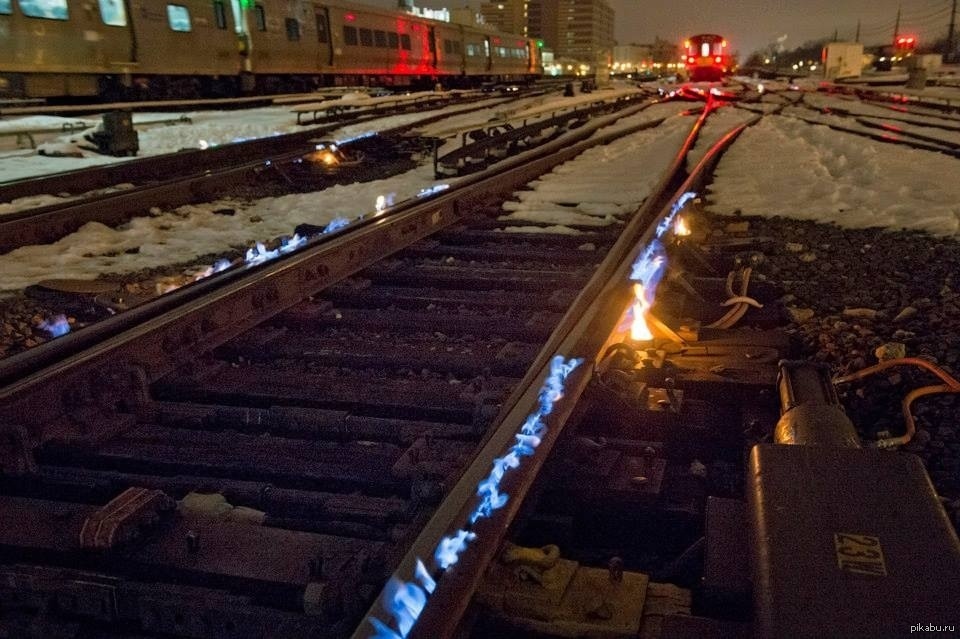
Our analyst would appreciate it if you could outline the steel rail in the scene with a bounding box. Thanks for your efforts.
[785,108,960,157]
[0,94,502,202]
[350,98,758,639]
[0,96,660,436]
[0,93,641,253]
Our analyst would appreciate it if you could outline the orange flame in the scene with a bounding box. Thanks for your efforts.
[631,283,654,341]
[674,216,691,236]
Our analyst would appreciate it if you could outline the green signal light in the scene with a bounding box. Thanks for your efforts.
[239,0,254,9]
[536,40,544,47]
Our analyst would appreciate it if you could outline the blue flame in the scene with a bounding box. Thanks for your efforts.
[629,191,697,304]
[38,314,70,337]
[324,217,351,234]
[336,131,376,145]
[279,233,306,254]
[417,184,450,198]
[367,355,583,638]
[435,530,477,569]
[656,191,697,238]
[245,242,280,266]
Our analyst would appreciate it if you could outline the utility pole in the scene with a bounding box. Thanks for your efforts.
[948,0,957,63]
[893,4,901,44]
[832,28,838,42]
[855,20,860,43]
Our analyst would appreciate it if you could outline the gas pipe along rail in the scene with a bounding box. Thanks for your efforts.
[0,94,515,254]
[0,95,713,638]
[356,104,758,639]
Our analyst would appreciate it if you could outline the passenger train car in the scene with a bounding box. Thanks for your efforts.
[683,33,731,82]
[0,0,541,99]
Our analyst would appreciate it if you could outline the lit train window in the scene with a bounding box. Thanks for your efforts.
[166,4,191,31]
[212,0,226,29]
[374,30,386,47]
[388,31,398,48]
[98,0,126,25]
[285,17,299,41]
[400,33,411,50]
[343,25,358,45]
[359,28,372,47]
[0,0,9,14]
[18,0,69,20]
[700,42,709,57]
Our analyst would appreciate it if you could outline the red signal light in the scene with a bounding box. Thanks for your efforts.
[345,12,355,21]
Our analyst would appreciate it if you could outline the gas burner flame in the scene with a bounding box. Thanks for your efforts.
[375,193,396,214]
[674,216,691,236]
[38,314,70,338]
[325,217,351,233]
[631,283,654,341]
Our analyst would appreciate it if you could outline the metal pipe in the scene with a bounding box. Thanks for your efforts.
[775,360,860,447]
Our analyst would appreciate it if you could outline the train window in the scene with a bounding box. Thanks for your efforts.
[452,41,461,54]
[400,33,411,50]
[0,0,8,12]
[388,32,398,48]
[374,30,386,47]
[285,17,300,41]
[166,5,191,31]
[212,0,226,29]
[359,28,373,47]
[343,25,358,45]
[254,4,265,31]
[315,14,328,43]
[443,40,452,55]
[98,0,126,25]
[18,0,68,20]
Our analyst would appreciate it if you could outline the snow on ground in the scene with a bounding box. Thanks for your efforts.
[4,81,959,293]
[499,112,694,230]
[0,87,657,291]
[706,115,960,236]
[0,163,439,292]
[686,104,758,170]
[801,92,960,126]
[779,105,960,149]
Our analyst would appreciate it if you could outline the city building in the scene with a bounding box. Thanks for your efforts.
[481,0,613,72]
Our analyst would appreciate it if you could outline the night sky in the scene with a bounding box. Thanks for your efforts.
[607,0,953,57]
[368,0,955,58]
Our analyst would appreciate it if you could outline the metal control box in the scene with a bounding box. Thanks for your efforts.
[747,444,960,638]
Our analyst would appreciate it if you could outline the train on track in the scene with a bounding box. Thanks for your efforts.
[0,0,542,99]
[683,33,732,82]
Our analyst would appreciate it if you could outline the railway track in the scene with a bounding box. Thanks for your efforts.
[0,92,517,253]
[3,85,960,639]
[0,90,714,638]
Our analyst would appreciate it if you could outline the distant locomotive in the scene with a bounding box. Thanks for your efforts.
[0,0,541,99]
[683,33,731,82]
